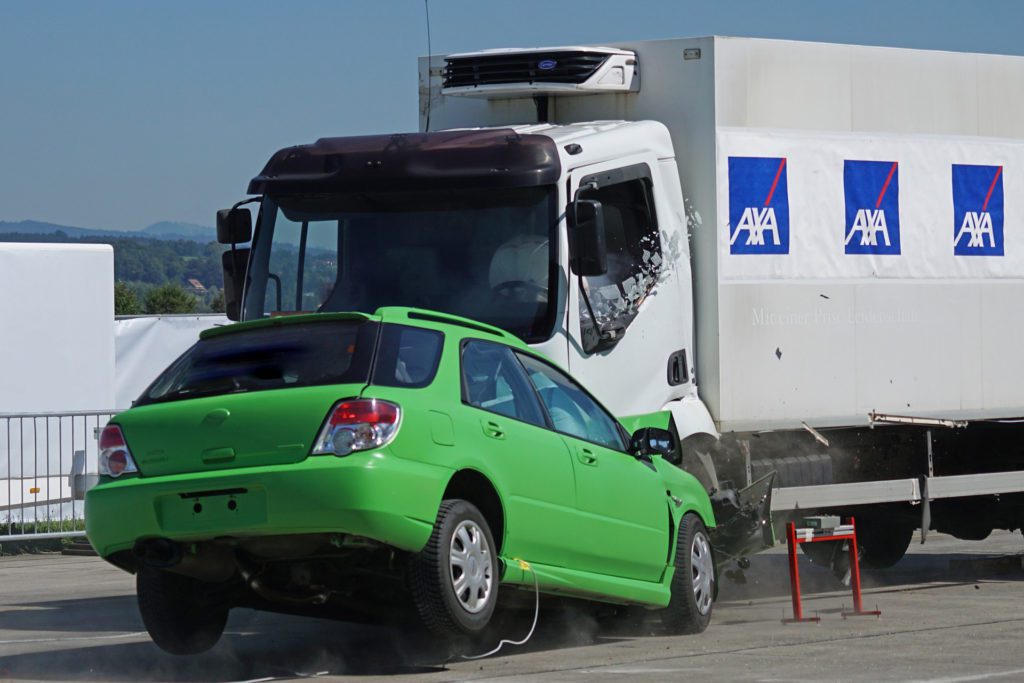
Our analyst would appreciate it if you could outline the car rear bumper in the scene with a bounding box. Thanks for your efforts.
[85,450,449,560]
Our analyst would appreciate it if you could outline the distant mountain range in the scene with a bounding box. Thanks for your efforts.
[0,219,214,243]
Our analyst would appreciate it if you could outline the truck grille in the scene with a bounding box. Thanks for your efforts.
[443,52,610,88]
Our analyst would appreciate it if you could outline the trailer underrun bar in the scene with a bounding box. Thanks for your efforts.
[772,470,1024,511]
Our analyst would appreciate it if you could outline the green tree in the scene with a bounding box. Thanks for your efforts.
[207,287,225,314]
[114,281,142,315]
[144,284,197,314]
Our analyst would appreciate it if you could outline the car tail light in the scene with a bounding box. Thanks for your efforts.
[98,424,139,478]
[312,399,401,457]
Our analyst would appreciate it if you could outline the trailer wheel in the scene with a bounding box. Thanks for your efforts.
[801,519,914,572]
[410,500,498,638]
[661,512,714,634]
[137,568,228,655]
[800,540,842,569]
[857,518,914,569]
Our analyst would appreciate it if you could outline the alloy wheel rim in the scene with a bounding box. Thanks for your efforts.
[691,531,714,615]
[449,520,493,613]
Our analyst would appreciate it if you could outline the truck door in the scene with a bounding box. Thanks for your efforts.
[565,159,690,418]
[514,351,668,583]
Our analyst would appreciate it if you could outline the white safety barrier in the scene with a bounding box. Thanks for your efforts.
[1,411,116,542]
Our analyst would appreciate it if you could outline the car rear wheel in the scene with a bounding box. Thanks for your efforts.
[661,512,714,634]
[137,568,229,655]
[410,499,498,638]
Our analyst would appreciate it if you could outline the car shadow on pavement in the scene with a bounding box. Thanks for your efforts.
[0,596,142,634]
[0,615,446,681]
[0,600,639,681]
[4,549,1020,680]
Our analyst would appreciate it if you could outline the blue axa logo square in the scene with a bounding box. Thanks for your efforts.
[844,160,901,255]
[728,157,789,254]
[953,164,1004,256]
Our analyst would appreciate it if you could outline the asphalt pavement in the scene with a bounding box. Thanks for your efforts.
[1,531,1022,682]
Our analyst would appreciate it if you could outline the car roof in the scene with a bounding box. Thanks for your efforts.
[199,307,530,351]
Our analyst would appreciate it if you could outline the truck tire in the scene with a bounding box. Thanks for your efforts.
[801,520,914,572]
[137,568,228,655]
[857,518,914,569]
[661,512,714,634]
[410,500,498,638]
[800,540,842,569]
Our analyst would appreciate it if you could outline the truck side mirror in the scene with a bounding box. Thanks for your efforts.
[630,427,677,460]
[221,247,250,321]
[216,208,252,245]
[569,199,608,276]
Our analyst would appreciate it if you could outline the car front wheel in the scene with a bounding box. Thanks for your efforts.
[137,568,229,655]
[661,512,715,634]
[410,499,498,637]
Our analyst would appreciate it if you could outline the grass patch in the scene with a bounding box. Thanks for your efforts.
[0,518,86,556]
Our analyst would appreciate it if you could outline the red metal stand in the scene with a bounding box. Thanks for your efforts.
[782,516,882,624]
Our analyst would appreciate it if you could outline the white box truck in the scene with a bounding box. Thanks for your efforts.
[215,37,1024,568]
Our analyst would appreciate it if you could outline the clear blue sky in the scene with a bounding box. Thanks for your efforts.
[1,0,1021,231]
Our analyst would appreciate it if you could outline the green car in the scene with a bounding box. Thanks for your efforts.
[86,307,716,654]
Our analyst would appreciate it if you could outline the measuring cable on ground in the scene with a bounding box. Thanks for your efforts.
[462,559,539,660]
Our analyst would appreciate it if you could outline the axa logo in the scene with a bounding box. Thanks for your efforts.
[728,157,789,254]
[844,160,901,255]
[953,164,1004,256]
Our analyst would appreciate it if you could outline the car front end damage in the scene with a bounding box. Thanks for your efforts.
[707,472,777,564]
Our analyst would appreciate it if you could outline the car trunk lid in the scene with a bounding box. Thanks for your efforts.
[118,385,365,476]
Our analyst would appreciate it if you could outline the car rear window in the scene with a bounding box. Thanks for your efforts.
[372,324,444,388]
[137,320,378,405]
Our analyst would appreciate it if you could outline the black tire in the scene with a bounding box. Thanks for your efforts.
[856,518,914,569]
[137,568,228,655]
[800,520,914,572]
[801,540,843,568]
[661,512,714,634]
[410,499,499,638]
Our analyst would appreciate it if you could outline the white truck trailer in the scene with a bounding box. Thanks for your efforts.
[215,36,1024,568]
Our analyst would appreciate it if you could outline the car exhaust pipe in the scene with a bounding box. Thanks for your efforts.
[133,537,182,569]
[236,554,331,606]
[133,538,236,582]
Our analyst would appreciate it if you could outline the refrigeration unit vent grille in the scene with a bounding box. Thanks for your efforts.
[443,51,610,88]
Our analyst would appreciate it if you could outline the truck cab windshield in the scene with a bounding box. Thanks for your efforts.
[242,187,558,342]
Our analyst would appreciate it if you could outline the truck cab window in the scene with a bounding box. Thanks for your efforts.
[577,175,660,353]
[244,189,558,342]
[262,210,339,314]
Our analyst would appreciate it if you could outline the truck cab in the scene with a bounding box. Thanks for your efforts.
[230,122,701,425]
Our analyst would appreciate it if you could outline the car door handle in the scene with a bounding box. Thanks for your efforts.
[576,448,598,466]
[481,419,505,440]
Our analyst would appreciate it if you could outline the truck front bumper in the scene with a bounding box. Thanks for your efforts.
[85,450,450,560]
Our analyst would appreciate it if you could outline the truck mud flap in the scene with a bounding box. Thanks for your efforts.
[708,472,776,561]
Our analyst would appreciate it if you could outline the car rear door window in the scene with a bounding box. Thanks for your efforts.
[372,324,444,388]
[461,340,546,427]
[515,352,626,451]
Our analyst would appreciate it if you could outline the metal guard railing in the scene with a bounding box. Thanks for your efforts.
[1,410,119,542]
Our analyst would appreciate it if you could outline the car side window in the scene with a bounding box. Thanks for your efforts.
[461,340,546,427]
[515,352,626,451]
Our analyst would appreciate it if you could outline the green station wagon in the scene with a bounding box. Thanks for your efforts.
[86,307,717,654]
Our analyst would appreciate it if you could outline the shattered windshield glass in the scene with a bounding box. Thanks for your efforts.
[576,176,667,353]
[243,188,558,342]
